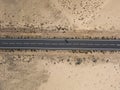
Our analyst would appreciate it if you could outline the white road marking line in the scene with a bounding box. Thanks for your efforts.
[117,44,120,46]
[16,43,23,44]
[51,43,58,45]
[9,43,15,44]
[2,43,8,44]
[59,43,65,45]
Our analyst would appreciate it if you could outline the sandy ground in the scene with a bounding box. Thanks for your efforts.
[0,50,120,90]
[0,0,120,38]
[0,0,120,90]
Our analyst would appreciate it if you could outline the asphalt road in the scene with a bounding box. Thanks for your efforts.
[0,39,120,50]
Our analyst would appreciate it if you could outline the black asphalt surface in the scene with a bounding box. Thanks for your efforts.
[0,39,120,50]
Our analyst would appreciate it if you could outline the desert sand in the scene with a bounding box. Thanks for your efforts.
[0,50,120,90]
[0,0,120,38]
[0,0,120,90]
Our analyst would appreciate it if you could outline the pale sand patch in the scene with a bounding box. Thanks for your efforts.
[39,63,120,90]
[88,0,120,30]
